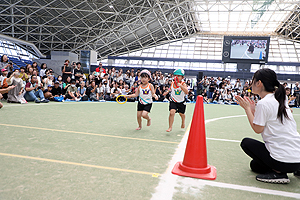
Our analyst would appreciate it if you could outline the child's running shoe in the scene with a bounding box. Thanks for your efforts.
[256,172,290,184]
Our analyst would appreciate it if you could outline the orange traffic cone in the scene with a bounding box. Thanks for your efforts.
[172,95,216,180]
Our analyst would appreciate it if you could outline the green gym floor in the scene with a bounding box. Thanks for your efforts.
[0,101,300,199]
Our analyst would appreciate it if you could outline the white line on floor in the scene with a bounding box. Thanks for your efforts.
[151,114,300,200]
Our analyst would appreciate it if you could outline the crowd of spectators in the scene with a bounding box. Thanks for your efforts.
[0,54,300,108]
[197,76,300,108]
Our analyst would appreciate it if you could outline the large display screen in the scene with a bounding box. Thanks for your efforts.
[230,39,268,60]
[222,36,270,64]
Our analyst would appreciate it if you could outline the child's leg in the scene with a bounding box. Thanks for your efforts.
[136,111,143,130]
[0,102,3,109]
[141,111,151,126]
[166,109,176,132]
[179,113,185,128]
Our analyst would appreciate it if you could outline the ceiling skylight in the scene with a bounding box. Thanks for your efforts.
[192,0,296,34]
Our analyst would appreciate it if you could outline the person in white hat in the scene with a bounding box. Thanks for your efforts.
[126,69,158,130]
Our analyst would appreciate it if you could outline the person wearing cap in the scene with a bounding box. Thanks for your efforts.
[164,69,189,132]
[0,68,8,88]
[52,81,62,97]
[43,84,54,100]
[125,69,158,130]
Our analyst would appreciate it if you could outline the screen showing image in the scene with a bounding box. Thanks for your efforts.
[230,39,267,60]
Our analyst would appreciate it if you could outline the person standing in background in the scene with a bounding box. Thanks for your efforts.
[62,60,72,82]
[293,82,300,107]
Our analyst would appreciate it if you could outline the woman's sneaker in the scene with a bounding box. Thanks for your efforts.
[256,172,290,184]
[294,170,300,178]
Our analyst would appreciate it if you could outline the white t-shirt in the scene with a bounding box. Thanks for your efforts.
[253,93,300,163]
[97,86,104,94]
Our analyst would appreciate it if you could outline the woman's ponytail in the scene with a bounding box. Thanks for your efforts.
[253,68,289,123]
[275,83,289,123]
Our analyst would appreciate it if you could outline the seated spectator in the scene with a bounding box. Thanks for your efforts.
[19,67,29,82]
[56,75,63,89]
[187,89,194,102]
[135,71,141,85]
[32,62,38,70]
[96,82,104,100]
[103,80,111,101]
[62,76,71,95]
[78,81,88,101]
[116,69,123,82]
[24,75,49,103]
[87,81,98,101]
[0,68,9,99]
[6,70,26,103]
[39,63,47,77]
[122,84,130,95]
[212,90,221,103]
[42,74,54,90]
[51,81,64,102]
[25,64,31,73]
[44,85,54,100]
[154,84,163,101]
[127,71,134,87]
[124,70,131,86]
[162,85,171,101]
[52,81,62,97]
[65,79,79,101]
[0,55,9,72]
[31,69,41,84]
[286,87,296,107]
[110,83,121,101]
[0,85,16,108]
[76,77,84,88]
[201,89,208,102]
[0,68,8,87]
[224,89,234,104]
[27,67,33,79]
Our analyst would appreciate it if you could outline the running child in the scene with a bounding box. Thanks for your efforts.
[125,69,158,130]
[164,69,189,132]
[236,68,300,184]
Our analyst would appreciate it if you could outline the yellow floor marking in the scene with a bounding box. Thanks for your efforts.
[0,123,179,144]
[0,152,160,177]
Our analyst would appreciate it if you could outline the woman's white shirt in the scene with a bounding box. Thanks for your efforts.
[253,93,300,163]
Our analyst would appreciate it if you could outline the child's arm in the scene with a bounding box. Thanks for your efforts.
[126,87,139,98]
[177,82,189,94]
[235,95,264,134]
[150,84,158,100]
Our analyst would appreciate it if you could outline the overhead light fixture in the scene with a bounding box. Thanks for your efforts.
[287,78,291,81]
[109,5,113,9]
